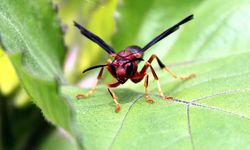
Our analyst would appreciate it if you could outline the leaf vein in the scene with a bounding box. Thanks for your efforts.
[172,99,250,121]
[191,89,250,103]
[186,105,196,150]
[108,94,144,150]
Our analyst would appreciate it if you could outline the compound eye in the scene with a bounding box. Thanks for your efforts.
[109,64,117,76]
[126,63,133,76]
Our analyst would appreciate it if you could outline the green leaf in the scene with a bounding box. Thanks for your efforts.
[39,130,78,150]
[0,0,82,148]
[63,0,250,149]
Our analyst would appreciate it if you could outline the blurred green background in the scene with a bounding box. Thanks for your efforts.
[1,0,117,149]
[1,0,250,150]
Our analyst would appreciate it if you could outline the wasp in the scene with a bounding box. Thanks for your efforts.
[74,14,195,112]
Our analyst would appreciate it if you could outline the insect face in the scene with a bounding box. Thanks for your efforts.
[112,60,140,83]
[109,46,144,83]
[110,59,130,83]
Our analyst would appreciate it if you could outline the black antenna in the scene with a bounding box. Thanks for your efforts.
[74,21,116,55]
[141,14,194,52]
[82,64,107,74]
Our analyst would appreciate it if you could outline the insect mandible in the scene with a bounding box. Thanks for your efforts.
[74,14,195,112]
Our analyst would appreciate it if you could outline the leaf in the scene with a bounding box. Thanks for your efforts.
[39,130,78,150]
[0,0,82,148]
[1,0,250,150]
[62,0,250,149]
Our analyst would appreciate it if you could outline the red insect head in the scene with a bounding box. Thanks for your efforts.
[108,46,143,84]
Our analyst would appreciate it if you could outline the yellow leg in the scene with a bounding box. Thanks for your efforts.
[144,74,154,103]
[108,88,121,113]
[141,54,195,80]
[149,65,173,100]
[76,67,104,99]
[163,66,195,80]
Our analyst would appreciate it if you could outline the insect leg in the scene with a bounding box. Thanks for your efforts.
[107,87,121,113]
[144,74,154,103]
[136,61,172,100]
[149,65,173,100]
[130,73,154,103]
[155,55,195,80]
[141,54,195,80]
[76,67,104,99]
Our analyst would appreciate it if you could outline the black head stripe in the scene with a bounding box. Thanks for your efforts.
[126,58,144,64]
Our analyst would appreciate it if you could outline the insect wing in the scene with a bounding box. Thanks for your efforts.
[74,21,116,55]
[141,15,194,52]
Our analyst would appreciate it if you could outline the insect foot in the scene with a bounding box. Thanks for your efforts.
[163,96,173,100]
[179,73,196,80]
[146,99,154,103]
[76,94,88,100]
[115,104,121,113]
